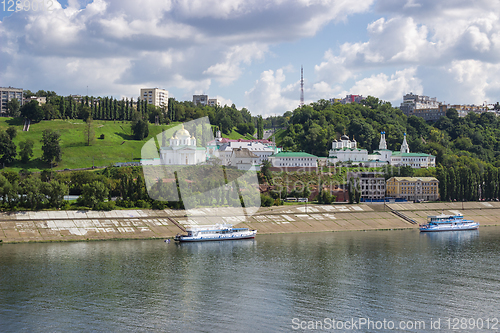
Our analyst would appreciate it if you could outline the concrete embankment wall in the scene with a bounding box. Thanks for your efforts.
[0,202,498,243]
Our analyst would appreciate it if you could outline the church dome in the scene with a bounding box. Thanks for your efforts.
[176,124,190,137]
[341,134,349,140]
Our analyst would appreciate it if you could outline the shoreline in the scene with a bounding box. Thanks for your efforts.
[1,202,499,244]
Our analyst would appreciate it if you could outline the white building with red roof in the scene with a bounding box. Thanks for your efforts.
[206,130,280,166]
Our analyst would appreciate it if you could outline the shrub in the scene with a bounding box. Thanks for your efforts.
[99,134,105,139]
[95,201,115,211]
[135,199,149,208]
[151,200,167,210]
[260,194,273,207]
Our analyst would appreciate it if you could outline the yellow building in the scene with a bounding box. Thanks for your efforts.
[386,177,439,201]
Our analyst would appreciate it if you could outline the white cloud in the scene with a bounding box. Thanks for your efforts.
[308,0,500,108]
[2,0,500,115]
[314,50,352,85]
[0,0,374,106]
[203,43,268,85]
[445,60,500,105]
[245,68,298,116]
[348,67,423,103]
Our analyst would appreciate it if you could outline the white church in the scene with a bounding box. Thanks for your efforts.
[328,134,369,162]
[369,132,436,168]
[160,125,207,165]
[328,131,435,169]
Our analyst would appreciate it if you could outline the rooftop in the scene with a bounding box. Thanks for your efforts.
[391,152,435,157]
[271,151,317,158]
[388,177,438,182]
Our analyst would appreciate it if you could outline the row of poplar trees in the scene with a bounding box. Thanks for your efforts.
[57,96,154,121]
[436,165,500,201]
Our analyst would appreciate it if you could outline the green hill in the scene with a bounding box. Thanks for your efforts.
[0,118,257,172]
[0,118,181,171]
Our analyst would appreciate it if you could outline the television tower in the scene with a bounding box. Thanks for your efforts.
[300,65,304,107]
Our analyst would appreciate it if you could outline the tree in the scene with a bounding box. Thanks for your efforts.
[257,116,264,139]
[79,105,92,121]
[6,98,20,117]
[302,184,311,200]
[354,178,361,203]
[41,129,62,166]
[41,180,68,209]
[78,181,109,209]
[19,139,34,163]
[6,127,17,140]
[236,123,249,136]
[0,131,17,165]
[348,178,355,204]
[84,116,95,146]
[261,160,272,182]
[20,100,44,122]
[42,103,58,120]
[21,176,44,210]
[0,174,11,205]
[131,118,149,140]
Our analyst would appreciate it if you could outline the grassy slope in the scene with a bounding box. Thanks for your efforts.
[273,128,287,146]
[224,128,256,140]
[0,118,181,171]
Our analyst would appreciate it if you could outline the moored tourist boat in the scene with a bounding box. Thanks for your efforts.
[419,214,479,232]
[174,224,257,242]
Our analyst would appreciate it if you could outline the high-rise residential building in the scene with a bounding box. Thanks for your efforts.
[399,92,446,121]
[140,88,169,108]
[193,95,208,106]
[0,87,23,115]
[208,98,220,107]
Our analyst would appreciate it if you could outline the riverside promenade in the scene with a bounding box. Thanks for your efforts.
[0,202,499,243]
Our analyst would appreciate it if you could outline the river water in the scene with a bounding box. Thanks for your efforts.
[1,228,500,332]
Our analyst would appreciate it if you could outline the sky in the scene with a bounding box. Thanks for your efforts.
[1,0,499,117]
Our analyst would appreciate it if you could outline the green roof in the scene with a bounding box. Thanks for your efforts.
[271,151,317,158]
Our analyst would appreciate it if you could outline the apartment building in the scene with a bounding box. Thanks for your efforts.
[140,88,168,108]
[193,95,208,106]
[386,177,439,201]
[26,96,46,105]
[399,93,446,121]
[348,172,386,201]
[208,98,220,107]
[0,87,23,115]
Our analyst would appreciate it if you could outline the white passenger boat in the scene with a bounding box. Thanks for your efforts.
[174,224,257,242]
[419,214,479,232]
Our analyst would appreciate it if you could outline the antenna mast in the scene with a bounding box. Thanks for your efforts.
[300,65,304,107]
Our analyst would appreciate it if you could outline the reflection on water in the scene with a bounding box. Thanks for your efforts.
[421,229,480,243]
[176,239,257,253]
[1,228,500,332]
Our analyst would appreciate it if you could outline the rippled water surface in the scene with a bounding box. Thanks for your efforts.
[1,228,500,332]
